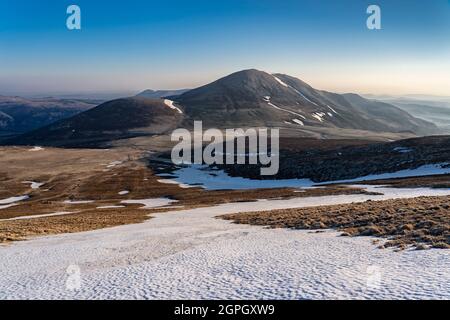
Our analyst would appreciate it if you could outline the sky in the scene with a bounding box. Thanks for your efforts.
[0,0,449,96]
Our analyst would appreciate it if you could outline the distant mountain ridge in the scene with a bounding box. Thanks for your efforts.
[365,96,450,133]
[0,95,96,135]
[5,69,441,147]
[136,89,189,99]
[9,97,183,147]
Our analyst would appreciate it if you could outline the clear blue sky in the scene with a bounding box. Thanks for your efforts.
[0,0,449,95]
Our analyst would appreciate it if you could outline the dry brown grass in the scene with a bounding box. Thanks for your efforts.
[0,209,150,242]
[0,146,372,243]
[220,196,450,250]
[349,174,450,189]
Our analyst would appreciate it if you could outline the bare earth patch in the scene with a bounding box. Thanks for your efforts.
[220,196,450,250]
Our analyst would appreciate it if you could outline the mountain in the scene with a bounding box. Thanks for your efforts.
[0,96,96,135]
[7,97,184,147]
[137,89,189,99]
[7,69,441,147]
[174,69,438,135]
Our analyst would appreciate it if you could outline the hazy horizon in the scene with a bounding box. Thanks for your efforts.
[1,0,449,96]
[3,78,450,102]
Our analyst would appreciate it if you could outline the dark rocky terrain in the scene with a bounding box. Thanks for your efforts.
[216,135,450,182]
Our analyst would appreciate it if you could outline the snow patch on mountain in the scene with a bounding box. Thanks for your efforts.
[267,102,305,118]
[264,97,307,119]
[393,147,413,153]
[272,75,319,106]
[291,87,319,106]
[272,76,289,87]
[327,105,338,114]
[312,112,326,122]
[164,99,183,114]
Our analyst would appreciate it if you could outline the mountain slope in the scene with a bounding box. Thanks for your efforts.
[175,69,438,135]
[174,69,308,127]
[8,97,184,147]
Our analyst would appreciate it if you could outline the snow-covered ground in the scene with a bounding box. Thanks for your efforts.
[0,195,30,210]
[159,165,314,190]
[1,211,77,222]
[0,186,449,300]
[0,196,30,205]
[159,163,450,190]
[121,197,178,209]
[22,181,44,189]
